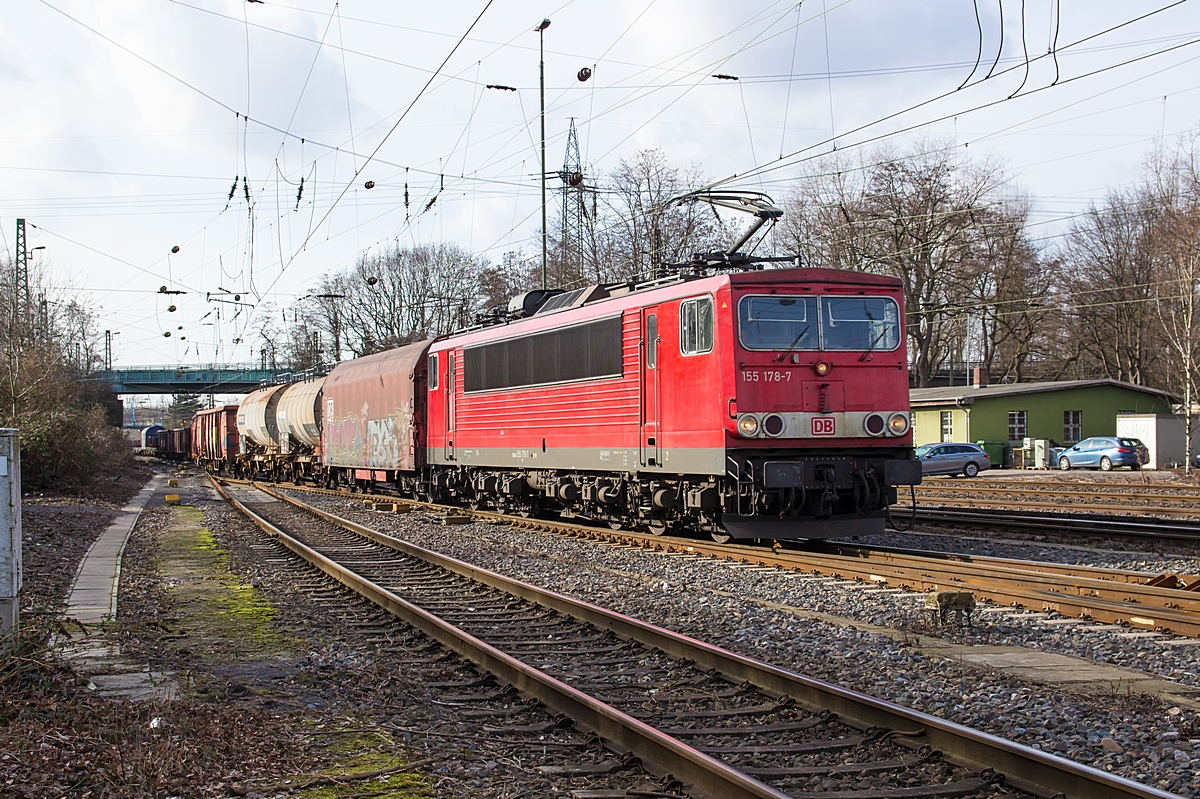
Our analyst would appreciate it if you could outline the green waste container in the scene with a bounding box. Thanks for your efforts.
[976,441,1007,469]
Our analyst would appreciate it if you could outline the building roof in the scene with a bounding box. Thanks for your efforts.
[909,378,1176,407]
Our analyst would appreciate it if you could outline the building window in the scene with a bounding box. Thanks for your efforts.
[427,353,438,390]
[680,297,714,355]
[940,411,953,442]
[1064,410,1082,443]
[463,316,623,393]
[1008,410,1027,442]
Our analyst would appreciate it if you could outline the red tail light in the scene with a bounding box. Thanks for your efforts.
[1118,448,1134,453]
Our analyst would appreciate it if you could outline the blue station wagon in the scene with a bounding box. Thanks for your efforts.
[1058,437,1148,471]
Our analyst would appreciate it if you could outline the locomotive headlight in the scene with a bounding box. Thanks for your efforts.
[737,414,760,437]
[888,412,910,435]
[814,360,832,377]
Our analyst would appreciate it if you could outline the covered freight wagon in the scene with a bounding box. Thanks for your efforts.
[156,426,191,462]
[191,405,240,473]
[321,340,432,490]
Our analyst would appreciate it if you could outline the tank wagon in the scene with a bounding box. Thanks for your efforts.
[235,378,326,482]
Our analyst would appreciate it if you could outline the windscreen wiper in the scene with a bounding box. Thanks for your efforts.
[858,328,888,362]
[774,325,810,362]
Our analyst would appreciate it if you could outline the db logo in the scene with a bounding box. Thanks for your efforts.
[811,417,836,436]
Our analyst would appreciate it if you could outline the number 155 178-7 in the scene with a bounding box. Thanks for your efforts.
[741,370,792,382]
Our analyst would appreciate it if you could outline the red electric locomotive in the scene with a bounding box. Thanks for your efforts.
[419,265,917,541]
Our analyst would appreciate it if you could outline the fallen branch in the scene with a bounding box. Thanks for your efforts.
[228,755,438,796]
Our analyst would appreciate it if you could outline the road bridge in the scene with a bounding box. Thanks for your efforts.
[92,365,300,394]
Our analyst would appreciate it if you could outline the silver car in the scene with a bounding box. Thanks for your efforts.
[915,443,991,478]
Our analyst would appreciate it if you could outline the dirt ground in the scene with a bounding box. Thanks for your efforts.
[1,468,442,799]
[3,466,617,798]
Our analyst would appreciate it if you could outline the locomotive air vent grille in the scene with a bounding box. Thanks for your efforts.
[536,288,586,315]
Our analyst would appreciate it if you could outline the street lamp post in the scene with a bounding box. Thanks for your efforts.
[534,18,551,290]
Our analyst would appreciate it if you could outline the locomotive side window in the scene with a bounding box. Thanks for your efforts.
[738,296,818,351]
[820,296,900,352]
[463,316,623,393]
[647,314,658,368]
[428,353,438,390]
[680,297,713,355]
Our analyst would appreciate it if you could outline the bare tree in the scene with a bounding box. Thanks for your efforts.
[969,198,1052,382]
[1149,136,1200,471]
[783,142,1018,386]
[594,148,734,283]
[1059,189,1162,386]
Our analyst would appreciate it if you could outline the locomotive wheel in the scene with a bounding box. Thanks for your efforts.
[646,519,667,536]
[710,530,734,544]
[606,520,624,531]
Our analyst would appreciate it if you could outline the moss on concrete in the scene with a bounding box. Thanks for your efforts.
[157,506,299,661]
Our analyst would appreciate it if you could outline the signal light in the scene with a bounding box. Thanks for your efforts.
[762,414,785,437]
[864,413,886,436]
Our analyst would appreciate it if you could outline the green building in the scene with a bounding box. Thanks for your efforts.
[909,379,1175,448]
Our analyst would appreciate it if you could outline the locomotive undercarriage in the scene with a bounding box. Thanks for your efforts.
[413,448,917,542]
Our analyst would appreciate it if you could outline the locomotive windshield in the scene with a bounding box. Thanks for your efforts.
[738,294,900,352]
[738,296,819,350]
[820,296,901,351]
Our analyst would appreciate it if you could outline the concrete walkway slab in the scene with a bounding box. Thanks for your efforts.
[65,476,162,625]
[55,474,179,702]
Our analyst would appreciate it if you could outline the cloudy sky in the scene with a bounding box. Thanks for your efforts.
[2,0,1198,367]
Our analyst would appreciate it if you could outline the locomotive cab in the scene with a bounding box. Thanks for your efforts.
[717,270,920,539]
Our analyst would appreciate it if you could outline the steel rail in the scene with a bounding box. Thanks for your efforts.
[247,480,1178,799]
[210,478,791,799]
[891,506,1200,540]
[819,541,1200,588]
[770,547,1200,637]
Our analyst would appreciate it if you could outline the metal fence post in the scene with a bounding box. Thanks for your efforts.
[0,429,21,645]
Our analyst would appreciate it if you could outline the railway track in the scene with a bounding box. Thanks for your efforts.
[891,506,1200,541]
[924,478,1200,495]
[239,477,1200,635]
[911,481,1200,522]
[916,482,1200,504]
[213,477,1179,798]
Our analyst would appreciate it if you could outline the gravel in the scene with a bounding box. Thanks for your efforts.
[289,490,1200,797]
